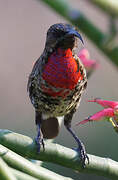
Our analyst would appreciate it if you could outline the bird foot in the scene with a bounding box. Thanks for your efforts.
[35,136,45,152]
[73,142,89,168]
[65,126,89,167]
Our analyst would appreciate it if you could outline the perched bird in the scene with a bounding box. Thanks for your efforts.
[27,23,88,166]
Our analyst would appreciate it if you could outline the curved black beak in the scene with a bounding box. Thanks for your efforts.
[67,29,84,44]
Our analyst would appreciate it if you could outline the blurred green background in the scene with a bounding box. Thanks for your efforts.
[0,0,118,179]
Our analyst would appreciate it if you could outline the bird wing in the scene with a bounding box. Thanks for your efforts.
[74,55,87,89]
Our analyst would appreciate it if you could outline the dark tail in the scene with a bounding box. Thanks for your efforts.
[35,111,59,139]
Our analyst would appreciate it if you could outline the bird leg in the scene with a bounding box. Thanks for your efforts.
[64,111,89,167]
[35,111,45,152]
[35,123,45,152]
[66,126,89,167]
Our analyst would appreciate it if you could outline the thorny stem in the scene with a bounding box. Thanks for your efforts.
[0,130,118,179]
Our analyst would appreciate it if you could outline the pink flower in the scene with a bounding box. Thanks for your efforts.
[78,49,99,77]
[77,98,118,133]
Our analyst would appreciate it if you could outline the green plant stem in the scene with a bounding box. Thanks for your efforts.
[40,0,118,67]
[0,130,118,179]
[10,168,40,180]
[0,157,17,180]
[89,0,118,17]
[0,143,72,180]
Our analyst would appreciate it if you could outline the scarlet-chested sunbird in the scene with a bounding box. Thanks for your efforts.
[27,23,88,166]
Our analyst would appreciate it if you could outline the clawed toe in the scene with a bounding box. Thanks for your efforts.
[73,142,89,168]
[35,123,45,152]
[35,136,45,152]
[80,150,89,168]
[77,143,89,168]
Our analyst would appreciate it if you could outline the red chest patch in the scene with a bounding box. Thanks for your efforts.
[42,48,83,96]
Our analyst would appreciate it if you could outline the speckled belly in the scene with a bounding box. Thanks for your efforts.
[35,85,83,117]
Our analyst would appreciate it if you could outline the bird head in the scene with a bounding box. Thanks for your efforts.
[45,23,83,52]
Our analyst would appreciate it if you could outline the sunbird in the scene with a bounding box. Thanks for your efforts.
[27,23,88,166]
